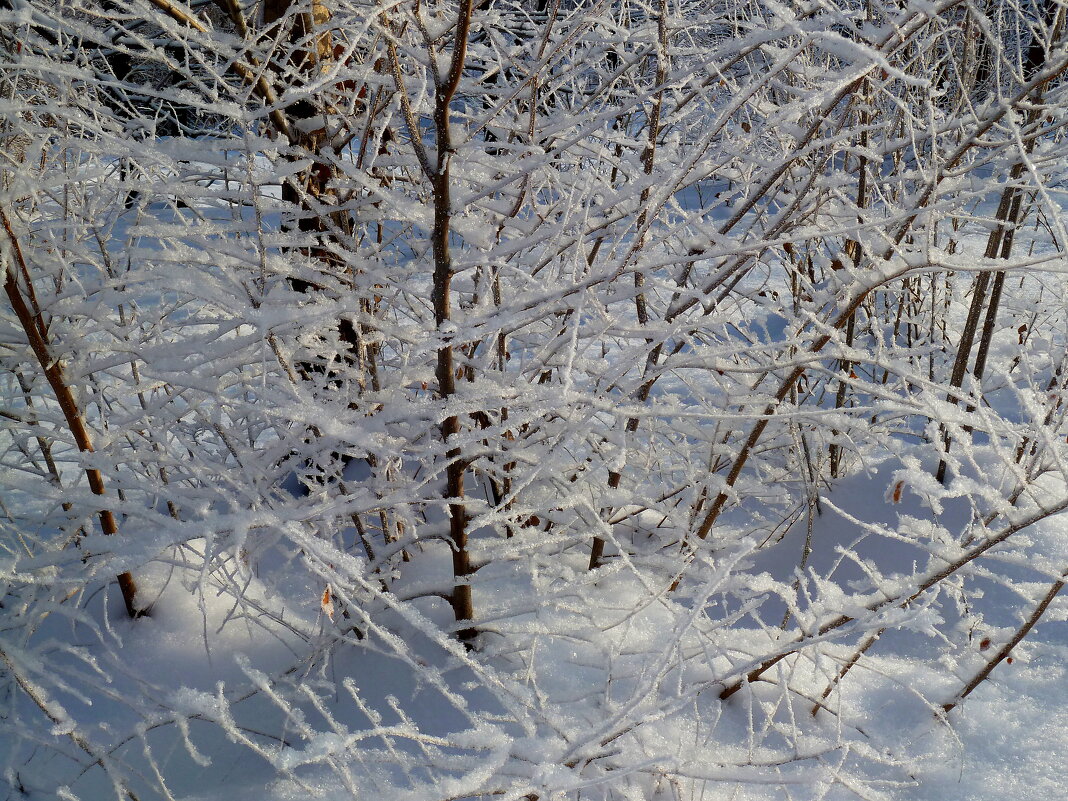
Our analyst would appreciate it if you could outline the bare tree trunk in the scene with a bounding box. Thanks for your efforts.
[2,208,142,617]
[935,0,1062,482]
[829,109,868,479]
[384,0,477,641]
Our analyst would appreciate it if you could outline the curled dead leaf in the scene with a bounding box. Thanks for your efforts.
[321,585,335,621]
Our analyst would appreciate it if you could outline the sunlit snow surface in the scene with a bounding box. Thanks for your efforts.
[10,452,1065,801]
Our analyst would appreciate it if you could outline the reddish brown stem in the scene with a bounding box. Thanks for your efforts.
[2,207,142,617]
[942,575,1065,714]
[719,498,1068,700]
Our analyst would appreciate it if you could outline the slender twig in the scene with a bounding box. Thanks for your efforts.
[942,573,1066,714]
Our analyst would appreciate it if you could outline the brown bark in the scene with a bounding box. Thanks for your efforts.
[1,208,142,617]
[392,0,477,641]
[942,574,1065,714]
[935,0,1061,481]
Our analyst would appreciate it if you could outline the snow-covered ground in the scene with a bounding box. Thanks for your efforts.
[7,443,1068,801]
